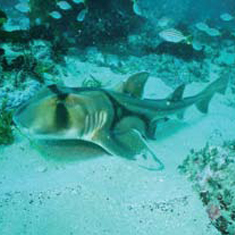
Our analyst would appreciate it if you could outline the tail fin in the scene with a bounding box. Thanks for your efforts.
[196,95,213,113]
[196,75,229,113]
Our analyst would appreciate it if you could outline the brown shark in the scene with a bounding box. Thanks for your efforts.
[13,72,229,170]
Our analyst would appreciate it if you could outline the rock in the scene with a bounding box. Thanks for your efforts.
[215,51,235,66]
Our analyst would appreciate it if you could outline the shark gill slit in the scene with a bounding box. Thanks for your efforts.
[86,111,104,136]
[92,112,99,131]
[88,112,94,134]
[103,91,149,133]
[79,98,92,137]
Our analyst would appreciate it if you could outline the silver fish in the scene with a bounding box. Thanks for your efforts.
[159,28,186,43]
[195,22,209,32]
[73,0,85,3]
[76,9,87,22]
[220,13,233,21]
[206,27,220,37]
[133,1,142,16]
[57,1,72,10]
[15,2,30,13]
[49,11,62,19]
[192,40,203,51]
[14,72,229,171]
[158,17,172,28]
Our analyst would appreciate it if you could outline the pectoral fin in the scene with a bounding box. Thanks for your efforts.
[116,129,165,171]
[146,117,169,140]
[92,117,164,171]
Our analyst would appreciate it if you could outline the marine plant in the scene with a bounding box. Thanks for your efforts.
[179,141,235,235]
[12,52,43,85]
[6,43,55,85]
[50,38,69,62]
[0,9,7,28]
[0,99,14,145]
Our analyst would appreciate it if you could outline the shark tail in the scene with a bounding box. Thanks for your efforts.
[196,75,229,114]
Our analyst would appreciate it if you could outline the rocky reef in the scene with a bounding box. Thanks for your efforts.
[179,141,235,234]
[29,0,144,46]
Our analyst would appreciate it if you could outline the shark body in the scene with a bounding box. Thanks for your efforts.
[14,72,228,170]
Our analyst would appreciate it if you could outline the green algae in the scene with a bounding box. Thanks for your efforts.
[0,99,14,145]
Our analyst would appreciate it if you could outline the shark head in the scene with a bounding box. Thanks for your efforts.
[14,85,86,140]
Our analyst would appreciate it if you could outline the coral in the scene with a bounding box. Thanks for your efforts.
[179,141,235,235]
[0,99,14,145]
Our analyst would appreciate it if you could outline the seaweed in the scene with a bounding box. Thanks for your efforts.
[51,38,69,62]
[0,99,14,145]
[0,8,7,28]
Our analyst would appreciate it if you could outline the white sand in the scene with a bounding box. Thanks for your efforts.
[1,62,233,235]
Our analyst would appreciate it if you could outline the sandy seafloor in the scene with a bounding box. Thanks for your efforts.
[1,59,234,235]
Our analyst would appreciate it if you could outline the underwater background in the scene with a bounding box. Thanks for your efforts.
[1,0,235,234]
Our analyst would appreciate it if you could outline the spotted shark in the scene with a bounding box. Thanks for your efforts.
[13,72,228,170]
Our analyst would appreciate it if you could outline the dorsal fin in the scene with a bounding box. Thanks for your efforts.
[123,72,150,98]
[168,84,185,102]
[196,95,213,114]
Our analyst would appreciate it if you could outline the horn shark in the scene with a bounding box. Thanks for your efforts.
[13,72,229,171]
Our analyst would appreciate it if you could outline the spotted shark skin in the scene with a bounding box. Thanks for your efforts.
[13,72,229,171]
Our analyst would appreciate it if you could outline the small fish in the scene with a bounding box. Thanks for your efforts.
[72,0,85,4]
[15,2,30,13]
[76,9,87,22]
[195,22,209,32]
[35,18,42,25]
[192,40,203,51]
[220,13,233,21]
[133,1,142,16]
[57,1,72,10]
[206,28,220,37]
[159,28,188,43]
[49,11,62,19]
[158,17,171,28]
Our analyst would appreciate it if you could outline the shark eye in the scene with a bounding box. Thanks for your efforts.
[55,102,70,130]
